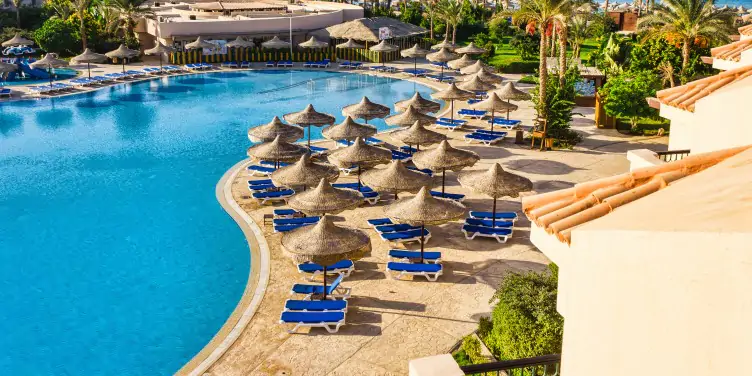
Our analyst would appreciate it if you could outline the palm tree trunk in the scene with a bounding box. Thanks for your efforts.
[604,0,610,12]
[430,16,434,40]
[503,0,509,10]
[452,23,457,45]
[80,15,88,49]
[681,39,690,79]
[16,8,21,28]
[558,23,567,85]
[538,27,548,120]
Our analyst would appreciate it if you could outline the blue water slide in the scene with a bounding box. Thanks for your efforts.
[19,62,50,79]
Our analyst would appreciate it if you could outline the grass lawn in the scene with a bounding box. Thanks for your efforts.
[488,37,601,73]
[616,117,671,136]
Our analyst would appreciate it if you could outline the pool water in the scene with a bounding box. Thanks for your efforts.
[0,70,433,375]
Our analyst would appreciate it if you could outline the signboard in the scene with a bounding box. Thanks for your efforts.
[378,27,392,41]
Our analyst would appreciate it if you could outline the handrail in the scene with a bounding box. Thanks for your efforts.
[656,149,690,162]
[460,354,562,374]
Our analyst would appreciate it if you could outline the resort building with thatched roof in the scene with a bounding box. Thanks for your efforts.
[310,16,427,44]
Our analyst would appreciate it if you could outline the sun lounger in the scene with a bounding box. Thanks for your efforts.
[430,62,448,69]
[367,218,393,227]
[388,249,442,263]
[476,129,509,137]
[332,182,362,189]
[273,223,315,233]
[339,61,351,69]
[387,262,443,281]
[430,191,465,202]
[426,74,454,82]
[200,63,213,69]
[0,88,10,98]
[303,61,315,68]
[399,145,417,153]
[308,145,328,156]
[240,61,251,68]
[252,189,295,204]
[391,150,412,162]
[360,190,380,205]
[317,59,331,68]
[290,274,351,299]
[458,109,487,119]
[379,228,431,243]
[349,62,363,69]
[337,137,383,148]
[339,164,358,175]
[332,184,379,205]
[281,60,294,67]
[126,70,145,77]
[439,118,467,124]
[274,216,321,226]
[488,118,521,126]
[273,208,299,218]
[284,299,348,312]
[297,259,354,280]
[247,183,276,192]
[465,132,506,145]
[467,98,482,105]
[462,225,513,243]
[280,311,346,333]
[407,167,433,177]
[375,224,421,233]
[469,211,518,222]
[465,218,514,228]
[248,179,273,186]
[221,61,239,68]
[259,160,289,168]
[247,165,276,176]
[266,61,277,67]
[435,121,463,131]
[402,68,428,77]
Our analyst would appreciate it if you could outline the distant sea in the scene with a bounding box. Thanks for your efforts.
[598,0,752,8]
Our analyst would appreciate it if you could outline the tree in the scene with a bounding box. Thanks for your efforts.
[12,0,23,27]
[531,66,581,149]
[438,0,463,44]
[71,0,93,50]
[34,18,81,55]
[421,0,439,40]
[638,0,735,77]
[109,0,154,42]
[600,71,660,129]
[568,13,592,58]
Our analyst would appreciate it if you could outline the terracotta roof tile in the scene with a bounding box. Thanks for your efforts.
[655,64,752,112]
[521,145,752,245]
[740,24,752,36]
[711,38,752,61]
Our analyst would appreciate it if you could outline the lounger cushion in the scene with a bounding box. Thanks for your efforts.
[465,218,514,228]
[285,300,347,312]
[280,311,345,324]
[388,250,441,260]
[297,259,353,273]
[376,224,420,233]
[387,262,442,273]
[380,229,429,240]
[367,218,393,226]
[462,225,513,236]
[469,211,518,221]
[274,209,298,216]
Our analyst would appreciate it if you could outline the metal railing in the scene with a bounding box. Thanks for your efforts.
[656,149,690,162]
[461,354,562,376]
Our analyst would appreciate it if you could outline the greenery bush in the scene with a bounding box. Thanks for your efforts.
[498,61,539,74]
[452,348,473,366]
[600,71,661,130]
[461,335,485,364]
[34,18,80,56]
[517,75,538,84]
[508,31,539,61]
[530,67,582,148]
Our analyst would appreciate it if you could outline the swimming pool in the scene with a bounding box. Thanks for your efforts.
[0,70,433,374]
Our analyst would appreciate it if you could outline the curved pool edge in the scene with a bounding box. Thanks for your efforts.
[176,157,271,376]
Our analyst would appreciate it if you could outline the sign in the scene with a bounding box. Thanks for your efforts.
[378,27,392,41]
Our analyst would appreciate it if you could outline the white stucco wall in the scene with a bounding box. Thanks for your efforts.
[659,105,694,151]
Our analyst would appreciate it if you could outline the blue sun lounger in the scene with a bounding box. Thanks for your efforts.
[399,145,418,153]
[387,262,444,281]
[290,274,351,299]
[388,249,442,263]
[391,150,412,162]
[332,183,379,205]
[465,132,506,145]
[359,190,380,205]
[467,98,482,104]
[221,61,239,68]
[476,129,510,137]
[488,118,522,126]
[259,160,289,167]
[439,118,467,124]
[274,216,321,226]
[297,259,355,280]
[458,109,487,119]
[284,299,348,312]
[407,167,433,177]
[462,225,513,243]
[240,61,251,68]
[367,218,393,227]
[247,165,276,176]
[469,211,518,222]
[435,121,463,131]
[332,182,363,189]
[430,191,465,202]
[274,223,314,233]
[248,183,276,192]
[273,208,299,218]
[308,145,328,156]
[0,88,10,98]
[465,218,514,228]
[252,189,295,204]
[375,224,421,233]
[379,228,431,243]
[248,179,273,186]
[280,311,346,333]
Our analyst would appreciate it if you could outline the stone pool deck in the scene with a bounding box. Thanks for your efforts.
[203,69,668,375]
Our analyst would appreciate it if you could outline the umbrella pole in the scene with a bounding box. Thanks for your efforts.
[507,100,511,120]
[492,197,497,228]
[88,63,91,79]
[357,165,362,191]
[450,100,454,124]
[48,66,52,86]
[491,109,495,132]
[442,168,446,195]
[307,125,311,148]
[420,222,425,263]
[122,59,125,73]
[322,265,327,300]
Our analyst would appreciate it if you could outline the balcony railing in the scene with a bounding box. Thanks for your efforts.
[656,149,691,162]
[460,354,562,376]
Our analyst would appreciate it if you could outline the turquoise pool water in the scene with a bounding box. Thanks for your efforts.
[0,70,433,375]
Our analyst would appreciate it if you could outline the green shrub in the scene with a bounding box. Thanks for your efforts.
[34,18,80,56]
[499,61,539,74]
[600,71,660,130]
[508,31,539,61]
[462,335,486,364]
[452,348,473,366]
[517,75,538,84]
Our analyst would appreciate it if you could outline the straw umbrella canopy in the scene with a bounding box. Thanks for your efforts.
[248,116,304,143]
[400,43,430,72]
[342,96,390,123]
[226,36,254,48]
[144,42,176,71]
[271,154,340,189]
[412,140,480,194]
[288,178,364,216]
[327,137,392,188]
[458,163,532,227]
[322,116,377,141]
[494,82,531,119]
[105,44,139,72]
[2,33,33,47]
[460,60,495,75]
[281,215,370,299]
[361,160,434,200]
[461,69,504,85]
[384,186,465,261]
[431,38,457,50]
[0,62,18,73]
[431,83,474,123]
[457,75,495,93]
[391,120,446,152]
[427,47,459,79]
[184,36,216,64]
[283,104,336,147]
[395,92,441,114]
[246,135,307,167]
[369,40,398,67]
[455,42,487,55]
[299,36,329,49]
[71,48,107,78]
[261,36,291,49]
[385,104,438,127]
[30,53,69,85]
[470,92,518,131]
[447,54,477,70]
[336,38,365,49]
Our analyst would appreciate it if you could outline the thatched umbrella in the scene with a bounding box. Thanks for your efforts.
[327,137,392,189]
[384,186,465,261]
[494,82,532,118]
[457,75,495,93]
[283,104,336,147]
[400,43,430,72]
[431,83,474,123]
[248,116,304,143]
[0,62,17,86]
[395,92,441,114]
[458,163,532,227]
[455,42,487,55]
[460,69,504,86]
[412,140,480,194]
[391,120,446,152]
[342,96,390,123]
[431,38,457,50]
[427,47,459,80]
[385,105,437,127]
[460,60,495,75]
[361,160,433,200]
[299,36,329,49]
[30,53,69,85]
[105,44,139,72]
[226,36,255,48]
[447,54,477,70]
[246,135,307,168]
[184,36,216,64]
[261,36,291,49]
[271,154,340,189]
[288,178,363,216]
[369,40,398,68]
[470,92,518,131]
[322,116,377,141]
[71,48,107,78]
[144,42,176,72]
[336,38,365,49]
[282,215,370,299]
[2,33,33,47]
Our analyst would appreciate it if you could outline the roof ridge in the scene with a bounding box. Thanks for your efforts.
[655,64,752,112]
[740,24,752,36]
[711,38,752,61]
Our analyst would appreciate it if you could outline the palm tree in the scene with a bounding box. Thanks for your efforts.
[638,0,735,75]
[110,0,155,42]
[438,0,463,44]
[568,13,592,58]
[12,0,22,28]
[72,0,93,50]
[422,0,439,40]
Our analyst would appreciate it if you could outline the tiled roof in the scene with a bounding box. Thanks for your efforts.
[740,24,752,36]
[711,38,752,61]
[521,145,752,245]
[655,64,752,112]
